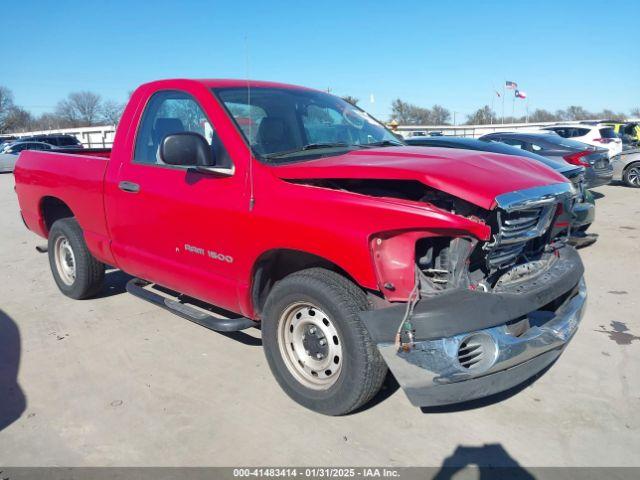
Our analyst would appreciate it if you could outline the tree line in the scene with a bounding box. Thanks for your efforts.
[1,85,638,134]
[388,98,640,126]
[0,85,125,134]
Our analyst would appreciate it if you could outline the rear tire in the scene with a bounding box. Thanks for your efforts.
[262,268,387,416]
[623,162,640,188]
[48,218,105,299]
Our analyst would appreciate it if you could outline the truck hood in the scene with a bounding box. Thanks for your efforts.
[272,146,569,210]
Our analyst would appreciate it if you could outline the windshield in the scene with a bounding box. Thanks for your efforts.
[214,87,402,163]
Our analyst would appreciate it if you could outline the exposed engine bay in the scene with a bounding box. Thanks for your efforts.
[292,178,571,296]
[295,179,483,217]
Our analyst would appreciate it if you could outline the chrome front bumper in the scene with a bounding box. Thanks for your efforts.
[375,277,587,407]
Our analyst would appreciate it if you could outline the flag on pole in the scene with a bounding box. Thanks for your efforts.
[505,80,518,89]
[515,90,527,99]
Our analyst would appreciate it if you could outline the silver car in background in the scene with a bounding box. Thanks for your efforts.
[0,141,54,173]
[610,148,640,188]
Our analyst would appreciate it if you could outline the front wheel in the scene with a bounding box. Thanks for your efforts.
[262,268,387,416]
[623,163,640,188]
[48,218,105,299]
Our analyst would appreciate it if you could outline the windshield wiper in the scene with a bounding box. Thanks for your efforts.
[361,140,405,148]
[264,142,352,159]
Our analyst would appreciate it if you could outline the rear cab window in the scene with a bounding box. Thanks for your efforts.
[222,102,267,146]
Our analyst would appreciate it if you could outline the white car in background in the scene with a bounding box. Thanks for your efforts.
[0,141,54,173]
[540,124,622,157]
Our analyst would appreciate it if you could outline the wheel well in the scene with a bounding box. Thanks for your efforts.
[251,249,355,316]
[41,197,74,233]
[624,161,640,173]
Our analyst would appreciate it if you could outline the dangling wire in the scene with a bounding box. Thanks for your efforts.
[394,268,421,351]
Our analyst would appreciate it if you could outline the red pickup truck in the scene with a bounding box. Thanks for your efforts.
[14,79,587,415]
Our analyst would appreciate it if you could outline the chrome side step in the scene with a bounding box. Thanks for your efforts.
[126,278,258,332]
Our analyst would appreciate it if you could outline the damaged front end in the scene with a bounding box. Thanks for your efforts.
[361,182,587,407]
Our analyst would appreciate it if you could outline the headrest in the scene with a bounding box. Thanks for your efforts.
[153,118,185,141]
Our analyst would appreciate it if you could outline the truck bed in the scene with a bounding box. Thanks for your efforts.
[14,149,114,264]
[55,147,112,159]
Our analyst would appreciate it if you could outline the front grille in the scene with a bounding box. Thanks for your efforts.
[488,183,574,271]
[486,205,556,269]
[487,243,527,268]
[500,208,544,242]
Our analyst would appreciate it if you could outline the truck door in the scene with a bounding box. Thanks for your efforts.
[107,89,246,313]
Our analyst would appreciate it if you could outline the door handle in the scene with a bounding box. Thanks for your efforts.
[119,181,140,193]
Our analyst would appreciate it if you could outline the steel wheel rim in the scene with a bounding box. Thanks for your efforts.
[277,302,343,390]
[54,236,76,285]
[627,167,640,186]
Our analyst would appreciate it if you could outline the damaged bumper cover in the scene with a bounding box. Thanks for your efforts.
[361,246,587,407]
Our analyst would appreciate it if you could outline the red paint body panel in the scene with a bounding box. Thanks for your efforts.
[15,151,114,265]
[274,147,568,211]
[13,78,569,319]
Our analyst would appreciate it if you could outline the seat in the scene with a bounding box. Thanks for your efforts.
[153,118,185,146]
[256,117,296,155]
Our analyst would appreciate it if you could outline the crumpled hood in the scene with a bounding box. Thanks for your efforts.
[272,146,569,210]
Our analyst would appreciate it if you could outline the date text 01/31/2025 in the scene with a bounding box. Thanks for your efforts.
[232,468,400,478]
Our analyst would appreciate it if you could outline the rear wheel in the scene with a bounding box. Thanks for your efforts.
[623,163,640,188]
[48,218,105,299]
[262,268,387,415]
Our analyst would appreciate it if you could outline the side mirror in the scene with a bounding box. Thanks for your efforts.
[159,132,234,177]
[160,132,213,167]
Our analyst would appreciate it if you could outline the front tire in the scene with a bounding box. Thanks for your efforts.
[262,268,387,415]
[48,218,105,299]
[623,163,640,188]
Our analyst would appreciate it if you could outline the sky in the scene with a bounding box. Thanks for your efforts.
[1,0,638,121]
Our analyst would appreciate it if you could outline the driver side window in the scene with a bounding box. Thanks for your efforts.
[134,90,231,168]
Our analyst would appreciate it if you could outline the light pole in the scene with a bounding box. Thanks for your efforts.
[501,82,505,124]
